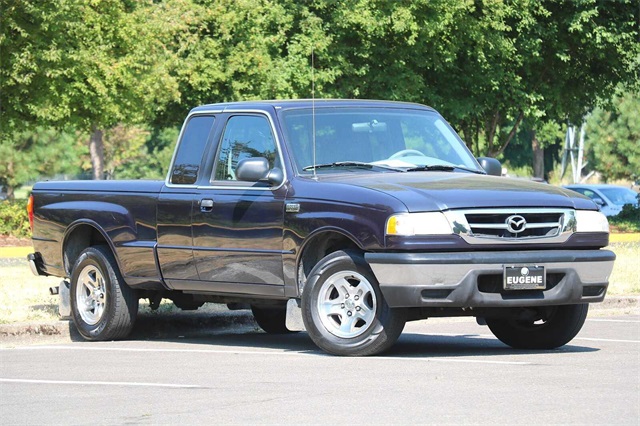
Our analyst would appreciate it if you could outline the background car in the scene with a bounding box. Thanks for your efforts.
[564,184,639,216]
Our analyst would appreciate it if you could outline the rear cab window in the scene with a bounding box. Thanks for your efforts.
[170,115,216,185]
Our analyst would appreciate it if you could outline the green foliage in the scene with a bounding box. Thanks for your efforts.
[1,0,184,133]
[609,194,640,233]
[0,200,30,238]
[2,0,639,181]
[115,127,179,179]
[501,119,565,176]
[295,0,640,157]
[0,128,86,199]
[586,91,640,182]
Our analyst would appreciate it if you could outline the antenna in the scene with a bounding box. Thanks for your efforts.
[312,46,317,179]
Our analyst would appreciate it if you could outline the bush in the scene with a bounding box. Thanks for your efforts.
[609,194,640,233]
[0,200,30,238]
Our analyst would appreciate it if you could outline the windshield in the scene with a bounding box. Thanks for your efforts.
[280,107,481,174]
[600,188,639,206]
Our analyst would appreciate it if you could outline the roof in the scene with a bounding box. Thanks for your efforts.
[190,99,435,114]
[564,184,631,190]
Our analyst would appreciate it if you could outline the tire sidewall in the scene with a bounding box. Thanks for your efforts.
[70,247,119,340]
[302,251,402,355]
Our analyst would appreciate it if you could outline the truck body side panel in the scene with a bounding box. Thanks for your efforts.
[31,180,164,286]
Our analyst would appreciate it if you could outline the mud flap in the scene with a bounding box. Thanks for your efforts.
[59,280,71,319]
[285,298,305,332]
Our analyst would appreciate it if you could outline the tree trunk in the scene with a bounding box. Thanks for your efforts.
[486,110,500,155]
[493,110,524,157]
[531,129,544,179]
[89,128,104,180]
[6,160,15,200]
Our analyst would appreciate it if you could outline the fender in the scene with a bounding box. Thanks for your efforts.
[62,218,123,275]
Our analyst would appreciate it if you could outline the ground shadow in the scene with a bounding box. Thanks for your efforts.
[66,307,598,359]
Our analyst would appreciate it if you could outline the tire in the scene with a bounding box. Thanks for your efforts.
[70,246,139,341]
[251,305,292,334]
[486,304,589,350]
[301,250,406,356]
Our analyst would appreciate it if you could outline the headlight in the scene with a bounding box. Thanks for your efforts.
[386,212,453,236]
[575,210,609,233]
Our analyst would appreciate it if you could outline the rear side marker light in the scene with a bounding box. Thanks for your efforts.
[27,195,34,231]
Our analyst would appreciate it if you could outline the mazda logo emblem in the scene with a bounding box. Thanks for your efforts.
[506,215,527,233]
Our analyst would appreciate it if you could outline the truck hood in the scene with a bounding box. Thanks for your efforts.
[320,172,597,212]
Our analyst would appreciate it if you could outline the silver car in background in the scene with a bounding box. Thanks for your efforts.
[564,184,639,216]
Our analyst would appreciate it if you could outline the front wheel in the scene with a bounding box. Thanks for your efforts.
[302,250,406,356]
[486,304,589,349]
[70,246,138,341]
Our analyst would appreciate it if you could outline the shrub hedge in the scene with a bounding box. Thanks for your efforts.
[0,200,31,238]
[609,195,640,233]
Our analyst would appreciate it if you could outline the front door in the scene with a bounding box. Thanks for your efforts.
[191,114,287,295]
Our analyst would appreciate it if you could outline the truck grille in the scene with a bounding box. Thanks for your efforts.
[465,211,564,239]
[444,208,575,245]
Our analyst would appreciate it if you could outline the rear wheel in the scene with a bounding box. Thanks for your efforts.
[70,246,138,340]
[486,304,588,349]
[302,250,406,356]
[251,305,291,334]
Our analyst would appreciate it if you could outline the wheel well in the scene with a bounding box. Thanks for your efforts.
[63,224,109,275]
[297,231,361,292]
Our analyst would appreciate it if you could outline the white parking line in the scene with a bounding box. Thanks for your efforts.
[0,378,203,389]
[587,319,640,323]
[574,337,640,344]
[425,333,640,344]
[8,345,531,365]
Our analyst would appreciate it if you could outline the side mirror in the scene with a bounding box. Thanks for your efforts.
[265,167,284,186]
[236,157,283,186]
[592,197,606,207]
[477,157,502,176]
[236,157,269,182]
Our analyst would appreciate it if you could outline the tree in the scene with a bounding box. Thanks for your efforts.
[152,0,337,127]
[292,0,639,159]
[0,128,85,199]
[586,91,640,182]
[1,0,186,178]
[111,127,179,180]
[3,0,639,182]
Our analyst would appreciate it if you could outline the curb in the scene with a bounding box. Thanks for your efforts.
[0,310,259,344]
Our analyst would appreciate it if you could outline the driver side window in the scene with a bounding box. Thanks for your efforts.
[213,115,277,181]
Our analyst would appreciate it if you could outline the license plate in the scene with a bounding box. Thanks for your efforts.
[504,265,546,290]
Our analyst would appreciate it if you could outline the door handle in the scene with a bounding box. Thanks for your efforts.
[200,198,214,212]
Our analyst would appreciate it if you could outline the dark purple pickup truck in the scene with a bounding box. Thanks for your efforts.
[28,100,615,356]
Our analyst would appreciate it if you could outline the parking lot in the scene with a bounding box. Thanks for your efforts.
[1,313,638,424]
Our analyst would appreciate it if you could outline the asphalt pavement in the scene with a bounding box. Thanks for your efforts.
[1,313,638,425]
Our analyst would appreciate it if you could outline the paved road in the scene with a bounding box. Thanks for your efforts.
[1,314,638,425]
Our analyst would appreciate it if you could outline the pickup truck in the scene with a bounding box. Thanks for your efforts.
[28,99,615,356]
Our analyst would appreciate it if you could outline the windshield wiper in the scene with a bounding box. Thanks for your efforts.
[406,164,486,175]
[303,161,404,172]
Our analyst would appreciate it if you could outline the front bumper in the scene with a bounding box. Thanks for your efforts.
[365,250,615,308]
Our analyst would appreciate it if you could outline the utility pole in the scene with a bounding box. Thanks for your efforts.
[561,122,588,184]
